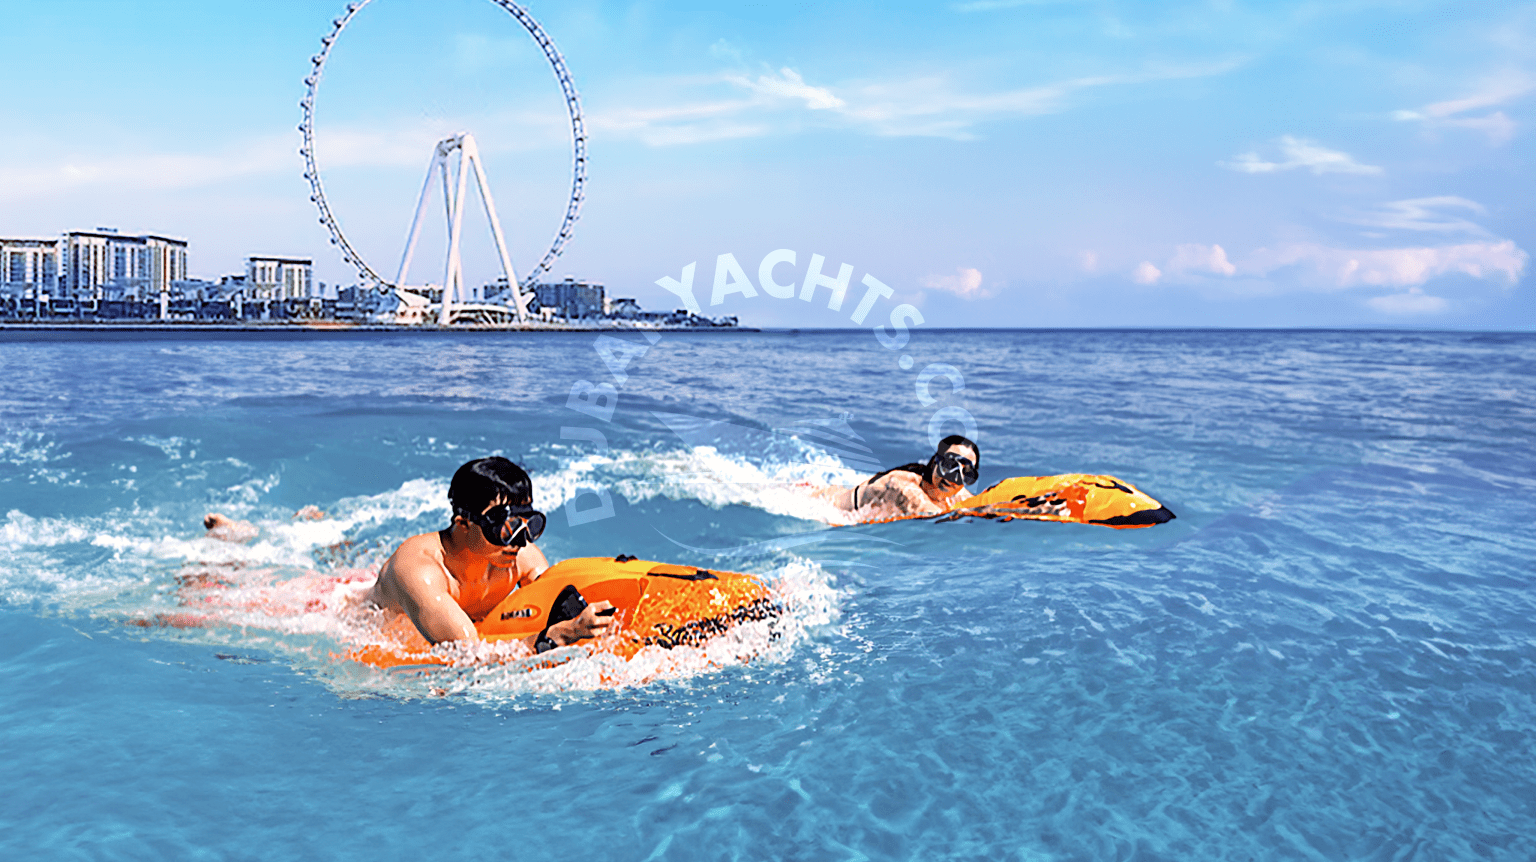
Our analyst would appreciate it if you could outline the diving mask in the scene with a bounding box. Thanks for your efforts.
[457,503,546,547]
[933,450,979,486]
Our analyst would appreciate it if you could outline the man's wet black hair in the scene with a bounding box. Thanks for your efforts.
[448,457,532,516]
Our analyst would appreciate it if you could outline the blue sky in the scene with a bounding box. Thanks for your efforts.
[2,0,1533,328]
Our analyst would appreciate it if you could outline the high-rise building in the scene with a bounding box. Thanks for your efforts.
[60,229,188,317]
[246,256,313,300]
[532,276,606,319]
[0,238,60,294]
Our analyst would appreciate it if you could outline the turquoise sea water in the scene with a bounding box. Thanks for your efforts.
[2,328,1534,860]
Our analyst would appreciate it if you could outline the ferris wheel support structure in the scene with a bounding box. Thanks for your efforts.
[395,134,530,324]
[298,0,587,322]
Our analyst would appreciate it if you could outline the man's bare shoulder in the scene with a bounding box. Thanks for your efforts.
[372,531,450,609]
[395,530,447,557]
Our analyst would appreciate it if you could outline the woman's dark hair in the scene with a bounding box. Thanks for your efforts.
[870,435,982,485]
[448,457,532,515]
[932,434,979,464]
[923,434,980,483]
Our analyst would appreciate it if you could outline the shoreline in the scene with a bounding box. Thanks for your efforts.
[1,322,1529,336]
[0,321,756,334]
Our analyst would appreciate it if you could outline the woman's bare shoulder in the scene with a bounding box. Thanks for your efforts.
[872,470,923,491]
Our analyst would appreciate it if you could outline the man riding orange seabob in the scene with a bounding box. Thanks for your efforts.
[368,456,613,652]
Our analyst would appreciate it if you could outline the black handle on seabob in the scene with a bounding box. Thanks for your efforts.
[535,584,589,653]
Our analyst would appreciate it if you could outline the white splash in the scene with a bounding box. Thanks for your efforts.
[534,444,866,525]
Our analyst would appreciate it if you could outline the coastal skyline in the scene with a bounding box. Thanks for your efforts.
[2,0,1532,329]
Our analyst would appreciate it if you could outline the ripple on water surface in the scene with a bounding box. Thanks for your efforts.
[2,330,1534,860]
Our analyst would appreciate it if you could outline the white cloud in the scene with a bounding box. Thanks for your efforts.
[836,75,1078,139]
[313,127,446,169]
[1393,73,1533,145]
[1446,112,1516,145]
[1140,229,1526,304]
[1419,76,1533,117]
[0,107,572,204]
[838,61,1238,139]
[589,97,764,145]
[728,68,846,111]
[594,59,1240,145]
[1079,250,1099,272]
[587,70,831,145]
[1367,287,1448,315]
[1168,243,1236,276]
[1244,240,1526,289]
[594,111,772,146]
[317,110,569,164]
[923,266,990,299]
[1223,136,1382,175]
[0,136,294,200]
[1344,196,1490,234]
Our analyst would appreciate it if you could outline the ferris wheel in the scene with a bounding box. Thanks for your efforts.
[297,0,588,317]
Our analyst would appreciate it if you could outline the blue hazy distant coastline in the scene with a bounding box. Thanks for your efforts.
[2,328,1534,860]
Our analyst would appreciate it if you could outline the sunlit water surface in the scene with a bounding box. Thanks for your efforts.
[2,329,1533,860]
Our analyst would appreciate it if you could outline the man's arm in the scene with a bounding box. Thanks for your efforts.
[523,602,615,652]
[387,542,478,644]
[511,542,611,650]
